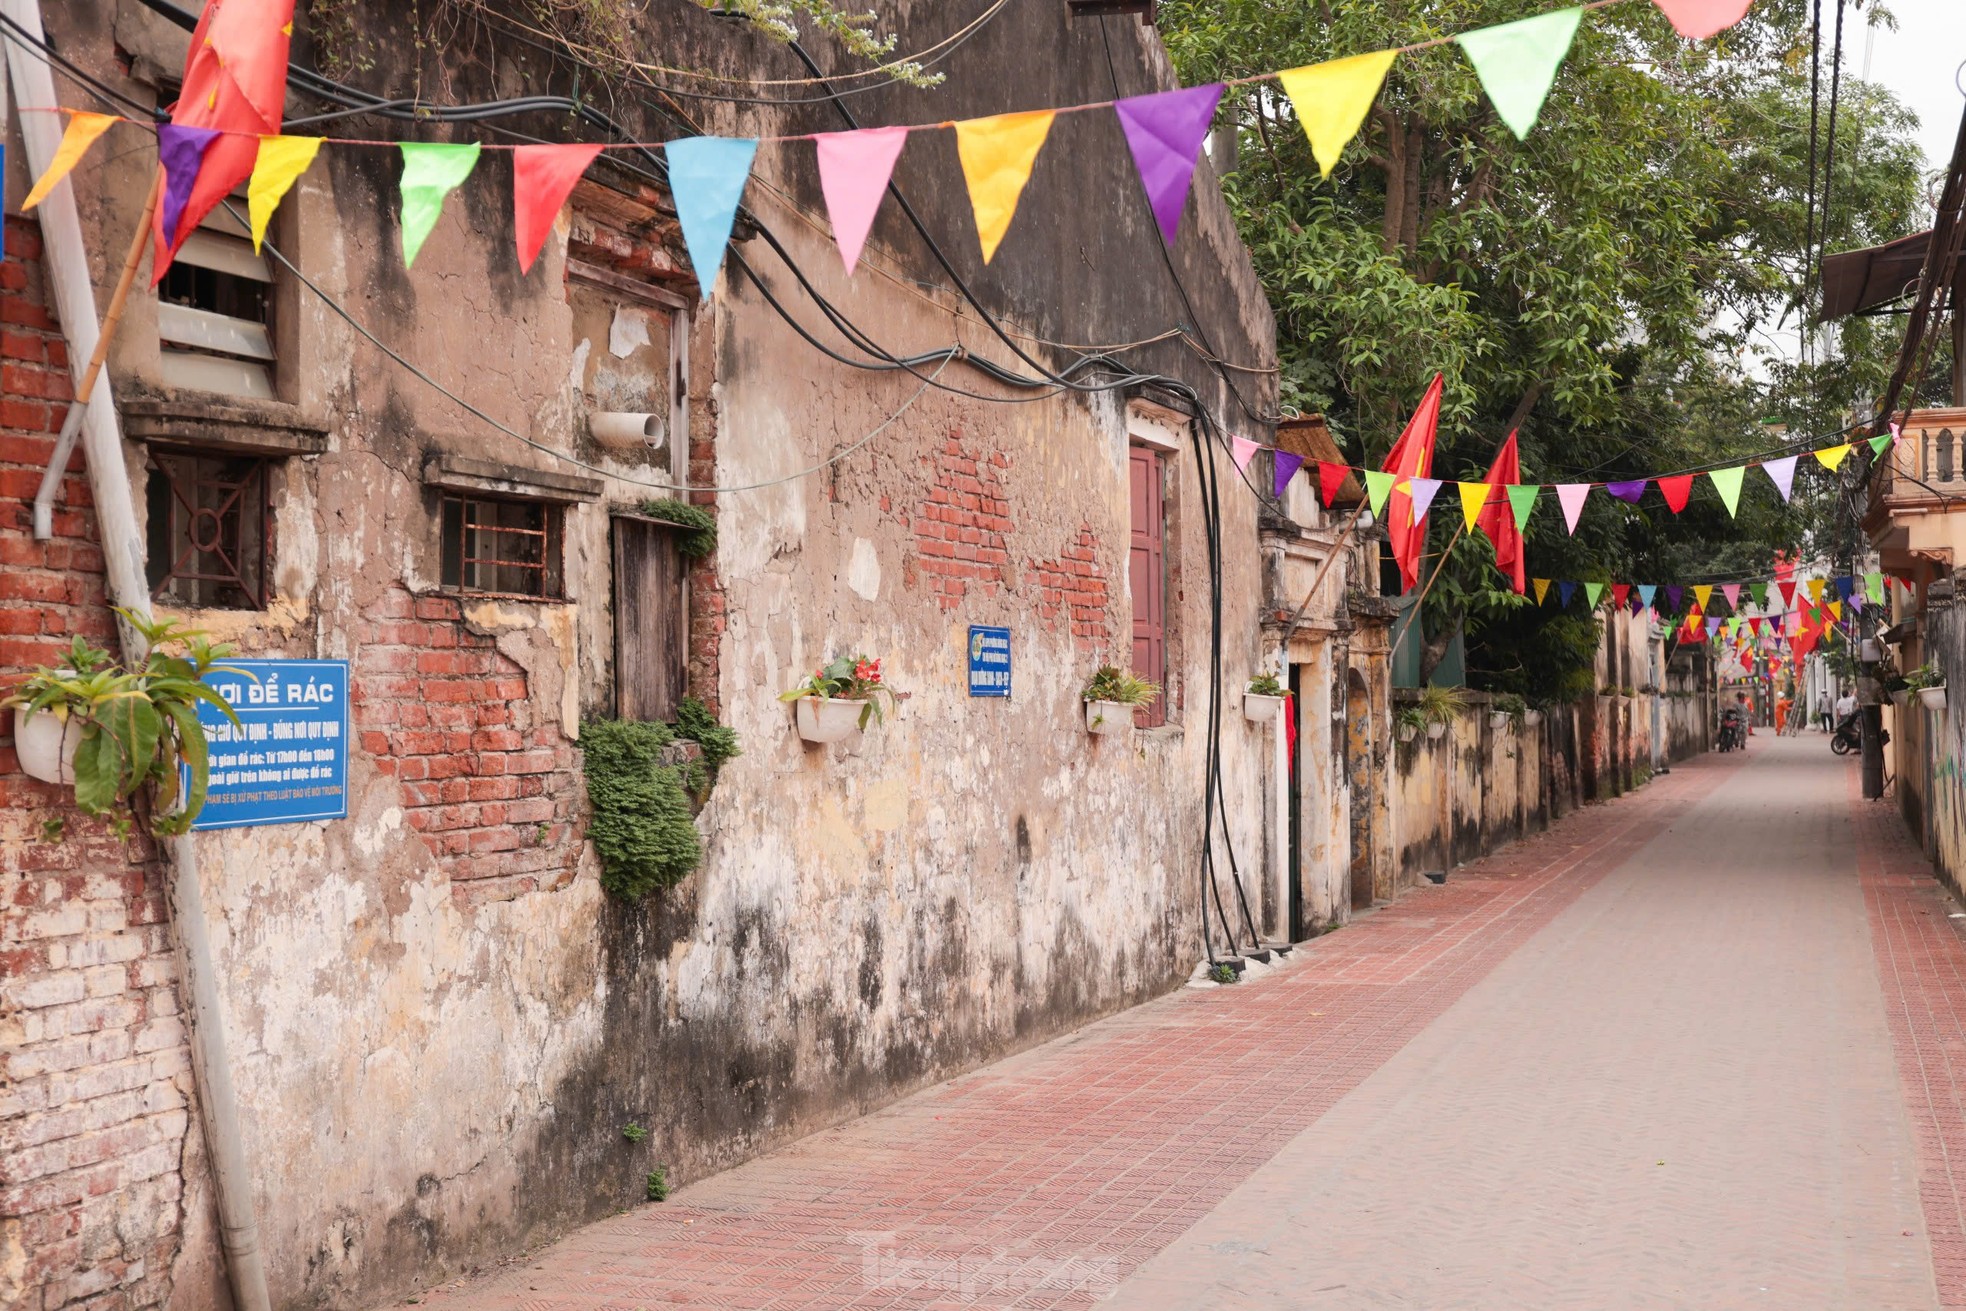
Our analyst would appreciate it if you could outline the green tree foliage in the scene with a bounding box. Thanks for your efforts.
[1160,0,1929,695]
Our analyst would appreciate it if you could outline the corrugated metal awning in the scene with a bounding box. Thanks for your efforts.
[1819,230,1931,320]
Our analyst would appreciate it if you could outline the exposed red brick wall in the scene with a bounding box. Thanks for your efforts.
[0,214,195,1311]
[913,431,1013,612]
[352,591,582,904]
[1030,525,1111,653]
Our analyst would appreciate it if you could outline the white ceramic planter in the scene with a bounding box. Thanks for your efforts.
[1524,709,1543,727]
[1243,693,1284,724]
[1425,720,1448,741]
[1489,711,1510,730]
[1085,700,1133,735]
[795,697,867,745]
[1919,686,1948,711]
[14,706,79,784]
[1397,723,1418,744]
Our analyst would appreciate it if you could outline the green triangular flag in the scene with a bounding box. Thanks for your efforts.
[1869,433,1893,459]
[1454,8,1584,140]
[1584,581,1604,609]
[1750,581,1767,607]
[1708,466,1746,518]
[1506,483,1540,531]
[1364,469,1395,518]
[399,142,481,268]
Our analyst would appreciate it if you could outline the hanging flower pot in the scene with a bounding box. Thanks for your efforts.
[12,706,79,784]
[1489,711,1510,731]
[1524,709,1544,727]
[1426,720,1448,741]
[1243,693,1284,724]
[794,696,868,744]
[1397,722,1418,744]
[1085,700,1133,734]
[1919,685,1948,711]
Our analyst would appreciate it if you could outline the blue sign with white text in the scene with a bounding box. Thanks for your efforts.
[968,626,1011,698]
[189,660,350,830]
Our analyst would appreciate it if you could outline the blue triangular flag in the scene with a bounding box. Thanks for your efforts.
[1834,575,1855,600]
[1637,584,1657,609]
[1558,580,1576,608]
[666,136,759,301]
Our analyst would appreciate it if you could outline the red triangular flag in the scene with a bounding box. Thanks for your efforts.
[1473,430,1525,594]
[1610,583,1630,609]
[1776,580,1796,607]
[514,144,605,272]
[1384,374,1443,592]
[1318,460,1349,508]
[1656,472,1695,513]
[1650,0,1754,40]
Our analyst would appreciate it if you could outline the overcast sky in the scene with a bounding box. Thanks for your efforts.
[1859,0,1963,176]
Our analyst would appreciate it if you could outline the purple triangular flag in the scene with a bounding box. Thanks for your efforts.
[1761,455,1797,502]
[1113,84,1225,247]
[1273,450,1304,498]
[1408,477,1443,523]
[158,124,222,246]
[1705,617,1721,636]
[1664,585,1683,612]
[1606,478,1648,504]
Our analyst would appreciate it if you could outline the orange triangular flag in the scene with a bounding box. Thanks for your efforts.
[23,113,119,210]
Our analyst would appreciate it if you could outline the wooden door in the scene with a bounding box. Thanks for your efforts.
[1128,447,1166,727]
[613,516,688,721]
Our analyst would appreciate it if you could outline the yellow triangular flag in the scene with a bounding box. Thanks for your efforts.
[1276,50,1400,179]
[1693,585,1712,611]
[1533,578,1551,605]
[1807,578,1825,602]
[1457,480,1491,529]
[952,110,1056,263]
[248,135,324,253]
[23,112,119,211]
[1813,443,1851,470]
[1827,600,1842,620]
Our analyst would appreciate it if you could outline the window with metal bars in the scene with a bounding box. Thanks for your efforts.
[145,450,272,610]
[439,495,564,599]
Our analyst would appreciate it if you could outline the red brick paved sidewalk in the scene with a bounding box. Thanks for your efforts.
[1861,772,1966,1308]
[417,757,1723,1310]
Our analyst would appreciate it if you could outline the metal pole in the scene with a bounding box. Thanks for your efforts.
[3,8,272,1310]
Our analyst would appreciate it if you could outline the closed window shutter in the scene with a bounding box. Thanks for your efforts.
[613,517,689,721]
[1128,447,1166,727]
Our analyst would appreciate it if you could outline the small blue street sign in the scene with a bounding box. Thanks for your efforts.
[189,660,350,830]
[968,626,1011,698]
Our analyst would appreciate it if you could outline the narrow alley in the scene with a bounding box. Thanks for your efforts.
[410,739,1966,1310]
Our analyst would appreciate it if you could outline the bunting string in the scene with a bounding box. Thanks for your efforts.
[15,0,1755,290]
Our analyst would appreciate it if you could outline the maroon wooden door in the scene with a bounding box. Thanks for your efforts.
[1128,447,1166,727]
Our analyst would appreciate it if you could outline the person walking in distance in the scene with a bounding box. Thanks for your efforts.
[1817,689,1833,732]
[1835,686,1858,737]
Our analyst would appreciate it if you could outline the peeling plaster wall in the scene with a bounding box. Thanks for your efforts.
[11,4,1281,1309]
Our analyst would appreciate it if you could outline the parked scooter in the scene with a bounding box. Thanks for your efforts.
[1718,706,1746,752]
[1830,714,1888,756]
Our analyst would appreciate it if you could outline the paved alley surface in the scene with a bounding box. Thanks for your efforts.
[419,737,1966,1310]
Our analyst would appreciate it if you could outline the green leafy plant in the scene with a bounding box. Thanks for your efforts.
[1208,962,1239,984]
[1082,665,1161,707]
[637,499,718,561]
[1492,692,1527,722]
[1247,672,1285,697]
[1416,685,1467,727]
[780,656,899,729]
[621,1123,649,1143]
[672,697,740,778]
[1395,706,1427,737]
[1904,663,1946,692]
[646,1167,669,1202]
[2,616,246,837]
[581,720,702,900]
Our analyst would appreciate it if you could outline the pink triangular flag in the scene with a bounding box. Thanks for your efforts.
[1721,583,1740,610]
[1650,0,1754,40]
[814,126,910,276]
[1555,483,1590,534]
[1231,437,1260,472]
[1761,455,1797,502]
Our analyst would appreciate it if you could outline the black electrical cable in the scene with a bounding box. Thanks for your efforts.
[0,11,166,120]
[1818,0,1848,309]
[1802,0,1822,360]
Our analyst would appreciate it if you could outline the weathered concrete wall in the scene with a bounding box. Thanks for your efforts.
[4,3,1284,1309]
[1903,583,1962,895]
[1390,694,1547,883]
